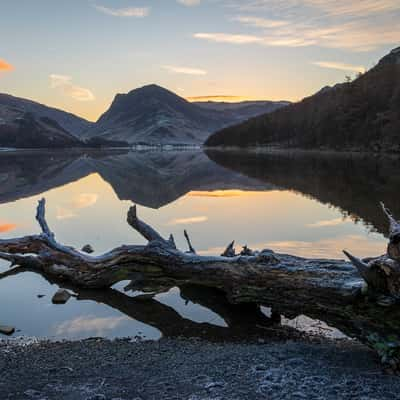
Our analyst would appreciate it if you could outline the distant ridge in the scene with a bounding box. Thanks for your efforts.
[0,93,92,136]
[84,84,289,145]
[0,85,289,148]
[205,46,400,153]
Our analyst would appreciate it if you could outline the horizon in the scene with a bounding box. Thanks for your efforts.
[1,1,399,121]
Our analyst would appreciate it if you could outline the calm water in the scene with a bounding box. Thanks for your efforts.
[0,149,396,341]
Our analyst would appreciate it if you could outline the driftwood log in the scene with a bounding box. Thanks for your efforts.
[1,199,400,369]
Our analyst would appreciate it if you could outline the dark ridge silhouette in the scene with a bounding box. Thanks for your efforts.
[205,47,400,152]
[206,149,400,235]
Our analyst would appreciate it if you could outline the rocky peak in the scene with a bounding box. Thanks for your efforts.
[378,46,400,66]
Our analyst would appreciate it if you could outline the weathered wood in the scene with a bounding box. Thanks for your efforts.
[1,199,400,369]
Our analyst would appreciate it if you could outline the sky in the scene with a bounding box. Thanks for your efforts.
[0,0,399,121]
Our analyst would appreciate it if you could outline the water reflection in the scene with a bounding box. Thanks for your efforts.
[0,149,397,340]
[207,149,400,236]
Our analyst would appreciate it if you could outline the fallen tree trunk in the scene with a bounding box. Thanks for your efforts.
[1,199,400,369]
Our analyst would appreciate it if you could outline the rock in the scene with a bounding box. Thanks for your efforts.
[52,289,72,304]
[23,389,41,398]
[82,244,94,254]
[37,294,45,298]
[0,325,15,335]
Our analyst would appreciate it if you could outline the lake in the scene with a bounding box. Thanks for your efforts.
[0,149,396,341]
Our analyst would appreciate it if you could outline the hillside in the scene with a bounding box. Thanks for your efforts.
[85,85,288,145]
[0,105,83,148]
[205,47,400,152]
[0,93,92,136]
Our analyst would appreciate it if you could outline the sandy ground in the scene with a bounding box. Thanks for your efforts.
[1,337,400,400]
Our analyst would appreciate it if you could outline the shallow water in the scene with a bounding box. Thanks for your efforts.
[0,149,395,340]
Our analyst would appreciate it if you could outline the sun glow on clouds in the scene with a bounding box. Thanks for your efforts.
[0,59,14,74]
[188,190,255,197]
[56,193,98,220]
[0,222,17,233]
[50,74,95,102]
[312,61,366,73]
[306,217,348,228]
[187,95,250,102]
[168,216,208,225]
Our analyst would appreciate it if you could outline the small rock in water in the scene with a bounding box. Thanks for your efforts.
[0,325,15,335]
[52,289,72,304]
[82,244,94,254]
[37,294,45,298]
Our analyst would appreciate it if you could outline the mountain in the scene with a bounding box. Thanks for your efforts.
[0,105,83,148]
[85,85,289,145]
[0,93,92,136]
[205,47,400,152]
[193,100,290,120]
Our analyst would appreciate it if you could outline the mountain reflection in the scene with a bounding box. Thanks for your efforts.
[0,150,268,209]
[0,149,398,235]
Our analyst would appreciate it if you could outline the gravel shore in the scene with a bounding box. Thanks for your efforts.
[1,337,400,400]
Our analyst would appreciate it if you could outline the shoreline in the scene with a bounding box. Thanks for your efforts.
[1,336,400,399]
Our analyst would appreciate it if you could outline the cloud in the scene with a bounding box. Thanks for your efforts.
[306,217,348,227]
[0,222,17,233]
[194,32,264,45]
[56,207,77,220]
[0,59,14,74]
[303,0,400,17]
[168,216,208,225]
[93,4,149,17]
[56,194,98,220]
[177,0,201,5]
[233,16,289,28]
[162,65,207,75]
[50,74,95,101]
[202,0,400,51]
[54,315,128,336]
[188,190,248,197]
[187,95,247,102]
[70,193,98,209]
[312,61,366,73]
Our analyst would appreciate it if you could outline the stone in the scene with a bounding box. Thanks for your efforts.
[52,289,72,304]
[82,244,94,254]
[0,325,15,335]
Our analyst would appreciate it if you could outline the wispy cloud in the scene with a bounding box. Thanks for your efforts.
[233,16,289,28]
[188,190,248,197]
[50,74,95,101]
[200,0,400,51]
[312,61,366,73]
[303,0,400,17]
[306,217,348,228]
[194,32,314,47]
[162,65,207,75]
[187,95,248,102]
[194,33,264,45]
[54,315,128,336]
[70,193,98,209]
[93,4,149,17]
[56,207,77,220]
[177,0,201,6]
[56,193,98,220]
[0,59,14,74]
[168,216,208,225]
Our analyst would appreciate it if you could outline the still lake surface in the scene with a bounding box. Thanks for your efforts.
[0,149,397,341]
